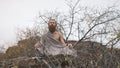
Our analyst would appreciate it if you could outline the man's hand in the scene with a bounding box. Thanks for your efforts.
[34,42,41,48]
[66,43,73,48]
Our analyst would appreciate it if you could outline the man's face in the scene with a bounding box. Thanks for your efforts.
[48,19,57,33]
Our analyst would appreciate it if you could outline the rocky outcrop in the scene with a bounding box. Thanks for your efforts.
[4,41,120,68]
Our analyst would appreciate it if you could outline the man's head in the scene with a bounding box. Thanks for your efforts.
[48,19,57,33]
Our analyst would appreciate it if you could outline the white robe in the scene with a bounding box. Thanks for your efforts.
[35,32,77,57]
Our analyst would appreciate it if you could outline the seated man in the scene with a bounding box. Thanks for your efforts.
[34,19,77,57]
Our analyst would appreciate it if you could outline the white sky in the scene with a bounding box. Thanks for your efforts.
[0,0,120,49]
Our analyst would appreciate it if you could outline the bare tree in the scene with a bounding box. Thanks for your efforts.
[10,0,120,68]
[33,0,120,68]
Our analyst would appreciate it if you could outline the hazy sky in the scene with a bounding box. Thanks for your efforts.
[0,0,120,49]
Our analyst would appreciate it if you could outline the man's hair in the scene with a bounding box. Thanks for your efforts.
[48,19,57,23]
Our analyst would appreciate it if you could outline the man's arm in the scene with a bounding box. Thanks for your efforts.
[59,32,73,47]
[59,32,66,46]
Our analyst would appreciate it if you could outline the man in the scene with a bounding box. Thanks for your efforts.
[47,19,66,46]
[34,19,76,56]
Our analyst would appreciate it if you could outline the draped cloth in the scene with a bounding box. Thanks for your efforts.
[35,32,77,57]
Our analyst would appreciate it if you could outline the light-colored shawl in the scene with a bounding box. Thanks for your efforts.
[35,32,77,57]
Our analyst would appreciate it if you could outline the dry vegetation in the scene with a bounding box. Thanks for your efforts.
[1,0,120,68]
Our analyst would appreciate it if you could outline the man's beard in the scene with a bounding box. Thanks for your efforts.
[48,25,56,33]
